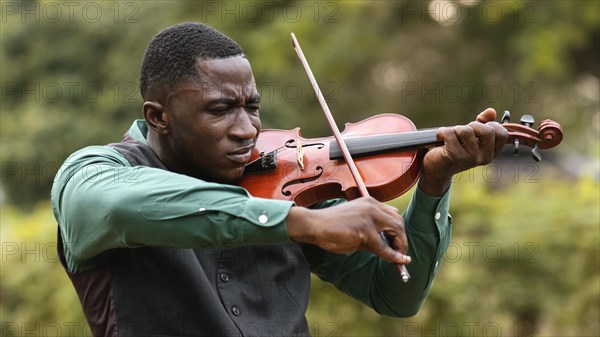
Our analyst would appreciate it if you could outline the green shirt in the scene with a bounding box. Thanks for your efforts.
[51,120,452,317]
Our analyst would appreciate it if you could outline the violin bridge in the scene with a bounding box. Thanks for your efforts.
[296,138,305,170]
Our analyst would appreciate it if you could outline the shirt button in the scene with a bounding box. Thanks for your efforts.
[232,307,240,316]
[434,212,441,220]
[220,273,229,282]
[435,261,439,269]
[199,207,206,213]
[258,214,268,224]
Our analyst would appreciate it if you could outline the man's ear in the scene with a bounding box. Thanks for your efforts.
[143,101,170,135]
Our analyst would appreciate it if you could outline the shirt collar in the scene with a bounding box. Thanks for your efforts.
[127,119,149,144]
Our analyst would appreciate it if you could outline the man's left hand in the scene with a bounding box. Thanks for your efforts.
[418,108,509,196]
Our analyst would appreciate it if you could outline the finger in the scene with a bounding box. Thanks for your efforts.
[454,125,478,155]
[370,232,411,264]
[435,126,447,142]
[388,227,410,259]
[379,215,408,254]
[366,204,410,259]
[487,122,510,157]
[381,203,403,221]
[476,107,497,123]
[437,126,460,149]
[374,205,408,249]
[468,122,496,164]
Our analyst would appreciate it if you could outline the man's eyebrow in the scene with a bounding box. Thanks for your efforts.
[206,93,260,106]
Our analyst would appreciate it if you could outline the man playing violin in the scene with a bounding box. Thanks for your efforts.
[51,22,508,337]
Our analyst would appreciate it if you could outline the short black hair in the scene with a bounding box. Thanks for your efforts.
[140,22,244,100]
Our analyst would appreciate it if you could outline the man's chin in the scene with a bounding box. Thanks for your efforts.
[216,173,243,185]
[208,169,246,185]
[228,169,247,185]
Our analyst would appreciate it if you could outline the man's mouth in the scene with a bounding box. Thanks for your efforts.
[227,145,253,164]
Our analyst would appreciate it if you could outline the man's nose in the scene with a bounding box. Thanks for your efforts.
[229,109,258,140]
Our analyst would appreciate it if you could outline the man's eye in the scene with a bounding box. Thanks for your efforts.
[210,106,230,112]
[246,105,260,113]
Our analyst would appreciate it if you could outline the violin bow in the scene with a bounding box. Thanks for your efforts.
[291,33,411,283]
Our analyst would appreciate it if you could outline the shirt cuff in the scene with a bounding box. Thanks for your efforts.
[403,185,451,235]
[239,197,295,244]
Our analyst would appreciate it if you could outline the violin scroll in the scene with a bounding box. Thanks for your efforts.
[538,119,563,149]
[500,111,563,162]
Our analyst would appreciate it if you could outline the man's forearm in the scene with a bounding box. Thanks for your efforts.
[52,146,296,272]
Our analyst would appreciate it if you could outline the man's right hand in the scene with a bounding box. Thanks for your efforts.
[286,197,411,265]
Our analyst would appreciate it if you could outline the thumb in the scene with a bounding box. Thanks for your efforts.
[476,108,497,123]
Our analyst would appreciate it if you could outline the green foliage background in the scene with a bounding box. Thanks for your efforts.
[1,1,599,336]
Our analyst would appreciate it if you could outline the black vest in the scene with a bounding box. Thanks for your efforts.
[58,140,312,337]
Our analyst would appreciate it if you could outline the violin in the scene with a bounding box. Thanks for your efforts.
[239,111,563,207]
[240,33,563,282]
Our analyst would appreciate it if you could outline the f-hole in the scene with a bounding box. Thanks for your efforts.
[281,166,324,196]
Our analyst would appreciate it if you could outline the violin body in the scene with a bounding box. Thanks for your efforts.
[239,114,426,207]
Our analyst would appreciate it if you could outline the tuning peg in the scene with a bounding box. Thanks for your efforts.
[513,138,520,156]
[501,111,511,124]
[520,115,534,127]
[531,143,542,162]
